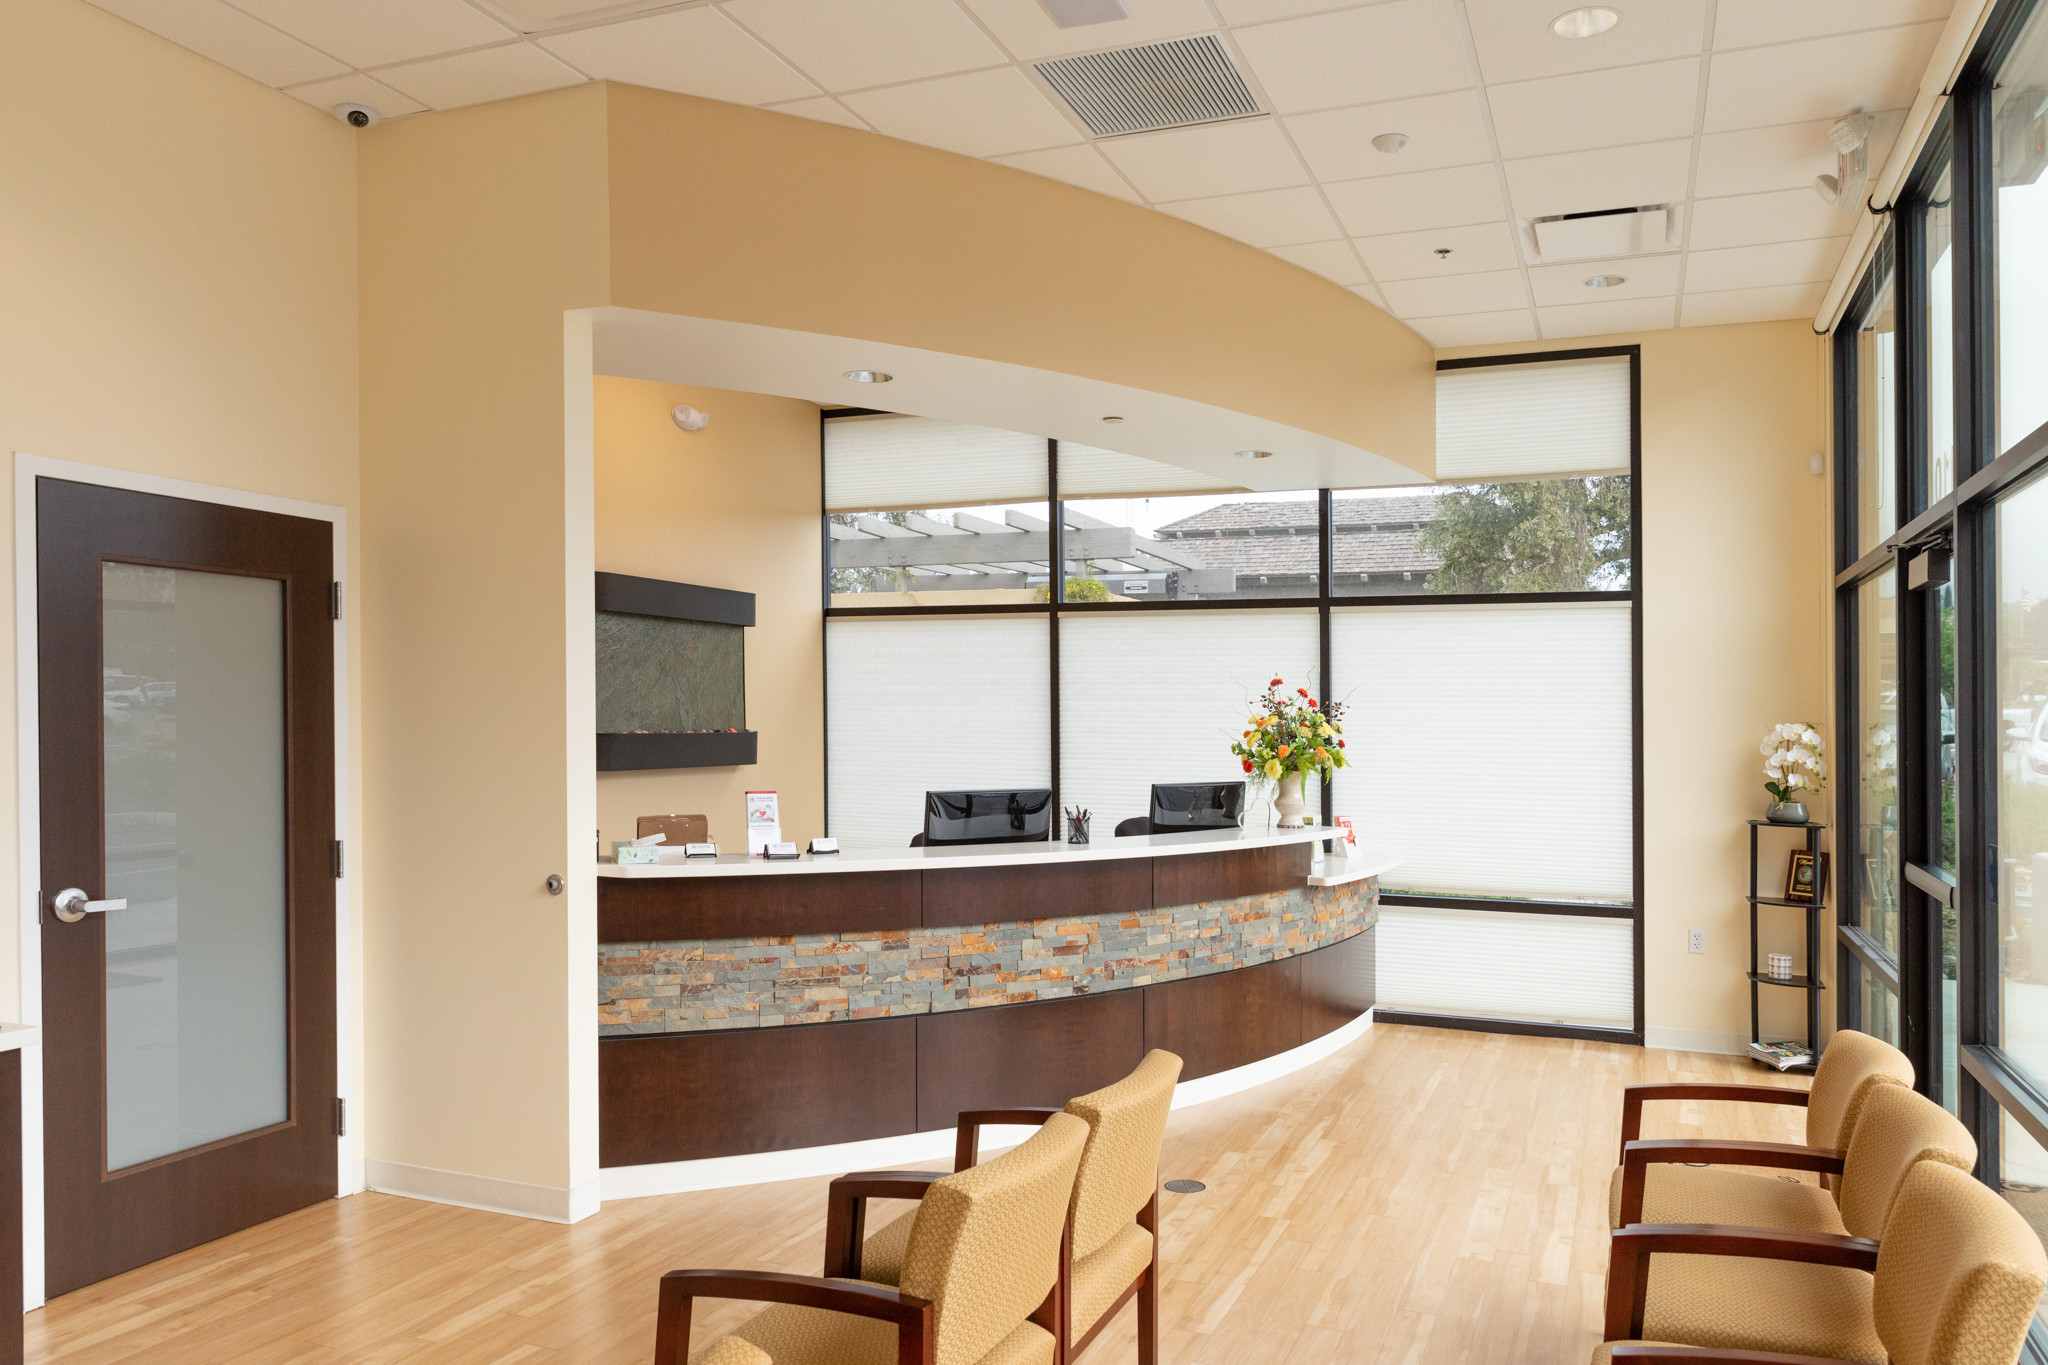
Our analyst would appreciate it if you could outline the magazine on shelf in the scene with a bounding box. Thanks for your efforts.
[1747,1039,1813,1070]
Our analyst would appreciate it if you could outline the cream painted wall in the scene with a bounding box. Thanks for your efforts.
[1443,320,1832,1052]
[0,0,362,1127]
[594,379,824,852]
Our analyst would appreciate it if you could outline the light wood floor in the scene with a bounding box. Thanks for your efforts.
[27,1024,1811,1365]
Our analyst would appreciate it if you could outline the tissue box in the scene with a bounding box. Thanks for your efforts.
[612,841,661,865]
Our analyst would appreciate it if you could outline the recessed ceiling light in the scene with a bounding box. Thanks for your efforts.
[1371,132,1409,154]
[1235,449,1273,460]
[844,369,893,383]
[1551,6,1620,38]
[1583,274,1626,289]
[1102,415,1125,423]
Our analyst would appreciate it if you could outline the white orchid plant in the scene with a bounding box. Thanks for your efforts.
[1865,724,1898,801]
[1761,722,1828,806]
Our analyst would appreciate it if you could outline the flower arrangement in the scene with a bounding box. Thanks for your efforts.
[1232,677,1349,823]
[1760,721,1828,806]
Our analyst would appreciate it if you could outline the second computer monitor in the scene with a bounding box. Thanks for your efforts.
[923,789,1055,846]
[1149,781,1246,832]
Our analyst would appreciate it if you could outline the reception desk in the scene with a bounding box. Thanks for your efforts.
[597,829,1391,1171]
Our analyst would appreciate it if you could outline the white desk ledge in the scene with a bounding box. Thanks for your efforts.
[1306,853,1401,888]
[0,1024,42,1052]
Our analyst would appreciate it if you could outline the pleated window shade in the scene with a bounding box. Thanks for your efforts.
[826,617,1050,849]
[1059,611,1320,833]
[1375,907,1634,1028]
[1057,442,1244,498]
[1329,602,1633,903]
[825,415,1047,512]
[1437,356,1631,481]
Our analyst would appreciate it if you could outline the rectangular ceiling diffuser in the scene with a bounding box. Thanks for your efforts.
[1035,34,1264,138]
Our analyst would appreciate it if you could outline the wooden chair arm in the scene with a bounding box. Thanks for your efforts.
[653,1268,934,1365]
[1609,1349,1852,1364]
[1620,1084,1809,1156]
[823,1171,950,1280]
[1615,1139,1845,1225]
[1604,1224,1878,1343]
[954,1108,1063,1172]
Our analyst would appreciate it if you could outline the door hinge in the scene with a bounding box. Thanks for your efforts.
[333,839,345,879]
[335,1097,346,1137]
[330,581,343,620]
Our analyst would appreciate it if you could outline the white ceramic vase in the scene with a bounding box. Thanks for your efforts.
[1273,781,1308,828]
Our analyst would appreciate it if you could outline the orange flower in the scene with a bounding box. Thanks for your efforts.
[1276,744,1291,758]
[1242,730,1252,738]
[1314,747,1329,761]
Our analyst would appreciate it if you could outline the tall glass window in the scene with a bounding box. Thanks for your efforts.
[1858,570,1903,957]
[1928,160,1957,506]
[1857,265,1899,554]
[1996,7,2048,456]
[1999,473,2048,1083]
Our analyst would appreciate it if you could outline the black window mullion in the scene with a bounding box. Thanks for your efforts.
[1318,487,1333,833]
[1957,494,2000,1171]
[1900,540,1945,1101]
[1899,189,1930,523]
[1833,307,1862,573]
[1955,69,1996,485]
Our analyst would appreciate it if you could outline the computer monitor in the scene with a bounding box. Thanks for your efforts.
[922,789,1055,846]
[1149,781,1246,832]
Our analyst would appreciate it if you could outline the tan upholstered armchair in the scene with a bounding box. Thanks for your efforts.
[856,1049,1183,1365]
[1595,1160,2048,1365]
[652,1111,1089,1365]
[1610,1029,1914,1230]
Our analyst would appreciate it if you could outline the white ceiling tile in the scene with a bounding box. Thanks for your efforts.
[720,0,1005,91]
[1348,282,1388,308]
[1527,252,1682,305]
[1537,295,1677,338]
[1406,308,1539,346]
[958,0,1215,60]
[843,68,1079,158]
[1232,1,1475,115]
[89,0,347,87]
[1355,220,1520,279]
[1379,269,1527,316]
[1693,110,1906,197]
[1163,187,1341,247]
[1268,240,1371,285]
[1502,139,1692,219]
[1285,90,1493,181]
[1213,0,1351,22]
[1100,119,1309,201]
[990,145,1142,202]
[1487,59,1701,160]
[1688,188,1856,250]
[1703,24,1944,133]
[1463,0,1708,83]
[482,0,698,32]
[1324,163,1507,236]
[375,43,586,110]
[1713,0,1950,51]
[764,96,871,130]
[536,9,817,105]
[1680,282,1829,327]
[281,71,427,117]
[230,0,514,70]
[1684,238,1849,292]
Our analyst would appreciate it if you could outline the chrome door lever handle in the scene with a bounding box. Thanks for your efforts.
[53,888,125,923]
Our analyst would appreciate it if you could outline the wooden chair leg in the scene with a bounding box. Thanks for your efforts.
[1137,1189,1159,1365]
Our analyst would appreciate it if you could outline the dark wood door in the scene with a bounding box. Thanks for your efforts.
[38,477,336,1297]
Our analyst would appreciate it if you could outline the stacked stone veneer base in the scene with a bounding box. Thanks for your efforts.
[600,879,1376,1035]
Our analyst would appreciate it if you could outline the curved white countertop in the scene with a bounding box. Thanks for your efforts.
[598,825,1397,881]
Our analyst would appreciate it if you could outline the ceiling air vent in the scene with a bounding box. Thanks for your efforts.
[1035,34,1264,138]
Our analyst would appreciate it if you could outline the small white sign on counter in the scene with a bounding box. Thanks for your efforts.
[746,790,781,855]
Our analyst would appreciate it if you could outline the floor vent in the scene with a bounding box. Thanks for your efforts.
[1035,34,1263,138]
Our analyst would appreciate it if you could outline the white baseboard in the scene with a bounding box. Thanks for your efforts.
[600,1008,1375,1203]
[1644,1026,1750,1057]
[365,1159,600,1224]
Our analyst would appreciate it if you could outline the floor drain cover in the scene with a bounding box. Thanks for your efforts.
[1164,1179,1206,1194]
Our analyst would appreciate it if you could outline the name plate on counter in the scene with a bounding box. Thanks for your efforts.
[684,842,718,858]
[808,838,839,855]
[763,842,801,860]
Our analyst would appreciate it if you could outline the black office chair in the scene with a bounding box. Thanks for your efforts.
[1114,817,1153,837]
[909,833,926,847]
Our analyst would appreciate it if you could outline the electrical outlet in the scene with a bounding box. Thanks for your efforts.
[1689,929,1706,954]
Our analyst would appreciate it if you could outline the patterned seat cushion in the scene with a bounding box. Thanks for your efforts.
[857,1208,915,1288]
[1588,1341,1694,1364]
[698,1295,1056,1365]
[1640,1253,1884,1363]
[1070,1224,1152,1341]
[1605,1163,1844,1232]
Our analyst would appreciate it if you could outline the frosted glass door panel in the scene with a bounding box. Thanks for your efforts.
[827,617,1051,850]
[1330,602,1633,902]
[1376,907,1633,1027]
[1061,611,1320,832]
[103,563,288,1171]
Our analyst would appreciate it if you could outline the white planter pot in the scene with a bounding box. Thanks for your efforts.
[1273,783,1308,828]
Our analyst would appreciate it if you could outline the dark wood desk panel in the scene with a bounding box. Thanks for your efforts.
[1301,927,1375,1042]
[1143,956,1305,1083]
[1151,842,1313,908]
[0,1050,17,1365]
[598,869,921,942]
[599,1018,918,1167]
[915,991,1145,1128]
[920,857,1153,929]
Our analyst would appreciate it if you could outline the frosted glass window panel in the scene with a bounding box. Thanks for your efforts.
[1375,907,1633,1027]
[1995,9,2048,455]
[825,415,1048,512]
[102,563,289,1171]
[1330,602,1633,901]
[1056,442,1242,499]
[827,617,1050,850]
[1060,610,1320,833]
[1928,160,1956,504]
[1856,267,1899,555]
[1436,356,1631,481]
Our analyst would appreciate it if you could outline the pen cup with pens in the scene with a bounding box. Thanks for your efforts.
[1065,807,1091,844]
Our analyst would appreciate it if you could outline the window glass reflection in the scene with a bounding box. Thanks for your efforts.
[1857,265,1898,554]
[2001,1109,2048,1335]
[1928,161,1956,505]
[1861,971,1902,1049]
[1999,474,2048,1082]
[1860,571,1902,957]
[1996,7,2048,455]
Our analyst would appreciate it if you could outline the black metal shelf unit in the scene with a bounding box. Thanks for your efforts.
[1747,819,1826,1071]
